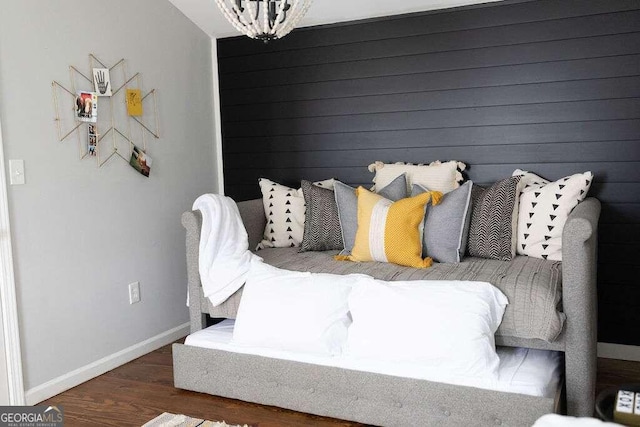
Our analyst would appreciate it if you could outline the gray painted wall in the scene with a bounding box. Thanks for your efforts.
[218,0,640,345]
[0,1,215,390]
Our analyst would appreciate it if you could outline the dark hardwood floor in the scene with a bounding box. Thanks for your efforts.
[41,340,640,426]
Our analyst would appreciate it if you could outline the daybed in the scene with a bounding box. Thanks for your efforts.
[173,196,601,426]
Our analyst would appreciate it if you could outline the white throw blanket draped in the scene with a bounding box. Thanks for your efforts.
[192,194,259,306]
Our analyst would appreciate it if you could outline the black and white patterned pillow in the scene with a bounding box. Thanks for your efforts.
[467,176,522,261]
[513,169,593,261]
[257,178,335,250]
[300,180,343,252]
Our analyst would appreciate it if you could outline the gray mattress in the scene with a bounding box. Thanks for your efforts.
[211,247,565,342]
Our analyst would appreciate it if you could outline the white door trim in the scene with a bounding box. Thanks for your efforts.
[0,118,25,405]
[211,38,224,195]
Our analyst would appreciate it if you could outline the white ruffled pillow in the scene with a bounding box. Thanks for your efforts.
[346,279,508,380]
[368,160,465,195]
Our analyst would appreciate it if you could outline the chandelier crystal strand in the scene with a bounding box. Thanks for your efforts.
[288,0,313,34]
[269,1,288,35]
[262,0,269,38]
[274,0,299,37]
[233,2,258,38]
[245,0,261,37]
[215,0,313,42]
[275,0,312,39]
[214,0,252,38]
[214,0,245,34]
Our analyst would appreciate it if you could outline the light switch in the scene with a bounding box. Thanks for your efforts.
[9,160,25,185]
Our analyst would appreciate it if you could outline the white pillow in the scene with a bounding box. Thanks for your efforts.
[513,169,593,261]
[368,160,465,194]
[257,178,335,250]
[232,261,355,356]
[346,279,508,379]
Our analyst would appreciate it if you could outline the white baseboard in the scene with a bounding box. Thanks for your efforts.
[25,322,189,405]
[598,342,640,362]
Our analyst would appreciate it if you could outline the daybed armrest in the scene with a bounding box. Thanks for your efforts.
[237,199,266,251]
[561,197,601,416]
[182,210,207,333]
[182,199,264,334]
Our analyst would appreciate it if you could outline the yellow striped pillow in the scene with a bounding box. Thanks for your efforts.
[336,187,442,268]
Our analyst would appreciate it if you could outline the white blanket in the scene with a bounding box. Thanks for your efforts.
[533,415,621,427]
[192,194,259,306]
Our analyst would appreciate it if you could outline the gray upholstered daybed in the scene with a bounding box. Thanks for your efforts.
[173,197,601,426]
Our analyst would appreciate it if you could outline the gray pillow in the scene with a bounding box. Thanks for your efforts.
[467,176,522,261]
[334,173,407,255]
[411,181,473,263]
[300,180,343,252]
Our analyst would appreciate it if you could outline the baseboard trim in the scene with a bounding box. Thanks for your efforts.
[598,342,640,362]
[25,322,189,405]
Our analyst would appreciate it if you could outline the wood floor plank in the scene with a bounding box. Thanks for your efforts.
[596,358,640,396]
[40,339,640,426]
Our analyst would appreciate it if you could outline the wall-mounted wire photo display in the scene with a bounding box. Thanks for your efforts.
[75,91,97,123]
[92,68,112,96]
[52,54,160,169]
[129,144,151,177]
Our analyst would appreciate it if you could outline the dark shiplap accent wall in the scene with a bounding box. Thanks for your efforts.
[218,0,640,345]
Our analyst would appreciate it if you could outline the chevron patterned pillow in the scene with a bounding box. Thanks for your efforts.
[300,180,343,252]
[467,177,522,261]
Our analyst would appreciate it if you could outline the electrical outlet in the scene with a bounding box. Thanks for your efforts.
[128,282,141,304]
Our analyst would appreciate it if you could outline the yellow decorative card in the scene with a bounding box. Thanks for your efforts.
[126,89,143,116]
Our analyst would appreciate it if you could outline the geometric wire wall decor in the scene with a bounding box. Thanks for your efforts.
[51,54,159,170]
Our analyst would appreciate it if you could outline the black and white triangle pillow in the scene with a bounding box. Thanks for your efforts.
[257,178,335,250]
[513,169,593,261]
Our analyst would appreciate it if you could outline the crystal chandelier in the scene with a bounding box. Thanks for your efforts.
[215,0,313,43]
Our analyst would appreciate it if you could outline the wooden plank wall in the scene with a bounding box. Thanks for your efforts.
[218,0,640,346]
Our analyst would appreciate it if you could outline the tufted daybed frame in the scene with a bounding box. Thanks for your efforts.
[173,197,601,426]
